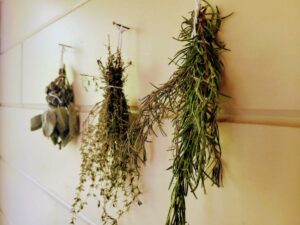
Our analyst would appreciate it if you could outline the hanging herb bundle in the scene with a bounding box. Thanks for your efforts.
[128,1,231,225]
[71,45,143,225]
[30,66,79,149]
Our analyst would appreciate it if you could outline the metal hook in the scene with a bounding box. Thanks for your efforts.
[113,22,130,50]
[58,43,72,68]
[112,21,130,30]
[80,73,97,78]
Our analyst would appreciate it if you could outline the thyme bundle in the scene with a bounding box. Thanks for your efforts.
[128,1,231,225]
[71,45,143,225]
[30,66,79,149]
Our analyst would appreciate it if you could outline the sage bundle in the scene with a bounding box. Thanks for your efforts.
[71,45,143,225]
[128,1,231,225]
[30,66,79,149]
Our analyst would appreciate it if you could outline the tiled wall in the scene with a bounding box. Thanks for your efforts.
[1,0,300,225]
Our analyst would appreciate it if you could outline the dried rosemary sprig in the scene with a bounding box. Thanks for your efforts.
[128,1,231,225]
[71,45,143,225]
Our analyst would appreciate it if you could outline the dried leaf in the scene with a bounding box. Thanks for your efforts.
[31,114,42,131]
[42,110,56,137]
[55,107,69,135]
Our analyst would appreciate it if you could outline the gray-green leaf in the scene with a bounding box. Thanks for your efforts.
[55,107,69,135]
[31,114,42,131]
[42,110,57,137]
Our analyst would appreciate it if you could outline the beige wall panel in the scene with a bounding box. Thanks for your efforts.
[0,161,90,225]
[22,0,298,111]
[0,107,83,210]
[0,107,173,224]
[187,122,300,225]
[1,0,300,225]
[1,107,300,225]
[0,0,86,52]
[0,210,13,225]
[21,0,192,106]
[0,45,22,103]
[214,0,300,110]
[123,122,300,225]
[3,0,300,109]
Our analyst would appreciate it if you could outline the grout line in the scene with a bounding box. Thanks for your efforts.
[0,103,140,114]
[0,156,98,225]
[219,108,300,128]
[20,43,24,105]
[1,103,300,128]
[0,0,92,54]
[0,103,91,113]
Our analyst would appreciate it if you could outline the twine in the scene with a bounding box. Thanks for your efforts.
[117,26,126,50]
[192,0,200,37]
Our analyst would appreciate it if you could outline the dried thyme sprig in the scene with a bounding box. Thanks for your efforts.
[128,1,231,225]
[71,45,143,225]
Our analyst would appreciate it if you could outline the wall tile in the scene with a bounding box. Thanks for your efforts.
[0,107,84,207]
[0,0,87,52]
[21,0,191,106]
[0,161,90,225]
[0,45,22,104]
[214,0,300,110]
[2,0,300,225]
[1,107,300,225]
[21,0,300,110]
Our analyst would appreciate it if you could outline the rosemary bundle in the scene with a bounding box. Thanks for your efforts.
[71,45,143,225]
[128,1,230,225]
[30,66,79,149]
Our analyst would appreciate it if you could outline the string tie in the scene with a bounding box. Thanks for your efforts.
[192,0,200,37]
[107,85,123,90]
[60,46,65,68]
[117,26,126,50]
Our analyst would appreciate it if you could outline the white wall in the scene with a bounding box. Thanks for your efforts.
[1,0,300,225]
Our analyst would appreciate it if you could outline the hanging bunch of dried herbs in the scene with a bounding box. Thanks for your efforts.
[30,66,79,149]
[128,1,231,225]
[71,45,143,225]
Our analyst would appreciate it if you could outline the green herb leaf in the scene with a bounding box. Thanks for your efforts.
[127,2,231,225]
[71,44,143,225]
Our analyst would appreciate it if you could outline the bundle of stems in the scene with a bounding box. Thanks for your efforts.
[30,66,79,149]
[71,45,143,225]
[46,66,74,107]
[128,1,231,225]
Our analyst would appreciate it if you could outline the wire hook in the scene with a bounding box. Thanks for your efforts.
[58,43,72,68]
[113,22,130,50]
[113,21,130,30]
